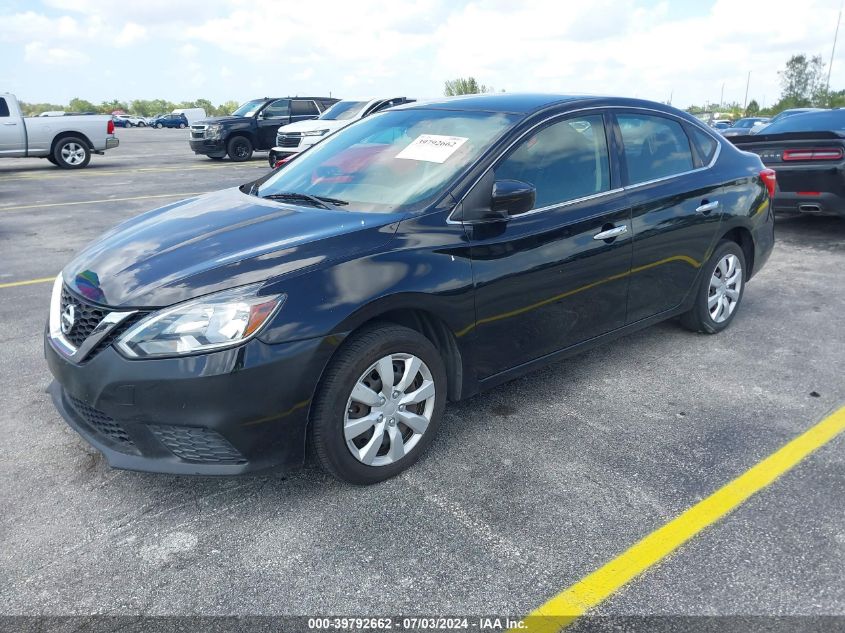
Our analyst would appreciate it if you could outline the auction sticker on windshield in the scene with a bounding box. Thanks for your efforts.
[396,134,469,163]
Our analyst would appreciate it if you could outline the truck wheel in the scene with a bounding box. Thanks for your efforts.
[53,137,91,169]
[227,136,253,162]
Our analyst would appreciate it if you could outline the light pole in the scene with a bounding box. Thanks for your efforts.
[827,0,843,103]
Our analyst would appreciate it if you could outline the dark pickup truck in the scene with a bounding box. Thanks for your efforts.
[189,97,337,161]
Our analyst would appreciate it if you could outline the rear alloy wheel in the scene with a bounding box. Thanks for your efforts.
[311,324,446,484]
[680,240,746,333]
[178,122,186,129]
[53,137,91,169]
[227,136,253,162]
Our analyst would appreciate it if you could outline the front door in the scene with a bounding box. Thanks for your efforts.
[464,112,633,379]
[0,97,25,156]
[613,112,724,322]
[257,99,291,149]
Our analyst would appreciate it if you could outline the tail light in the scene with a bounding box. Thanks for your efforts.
[107,119,115,134]
[782,147,843,161]
[760,169,777,198]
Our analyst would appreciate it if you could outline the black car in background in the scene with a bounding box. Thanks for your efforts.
[731,109,845,216]
[189,97,338,162]
[45,94,775,484]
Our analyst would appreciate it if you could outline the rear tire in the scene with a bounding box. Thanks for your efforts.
[156,123,163,129]
[178,122,186,129]
[311,323,447,485]
[680,240,746,334]
[53,137,91,169]
[227,136,253,162]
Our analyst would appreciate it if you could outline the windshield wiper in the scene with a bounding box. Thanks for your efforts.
[260,191,348,209]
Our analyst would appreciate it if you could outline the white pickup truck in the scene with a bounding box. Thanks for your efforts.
[0,93,119,168]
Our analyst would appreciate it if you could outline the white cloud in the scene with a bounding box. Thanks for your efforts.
[24,41,89,66]
[115,22,147,46]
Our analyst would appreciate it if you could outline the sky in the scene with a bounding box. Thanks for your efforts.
[1,0,844,110]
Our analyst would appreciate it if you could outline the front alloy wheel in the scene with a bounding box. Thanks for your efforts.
[344,353,436,466]
[311,323,446,484]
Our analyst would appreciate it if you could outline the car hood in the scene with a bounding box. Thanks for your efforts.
[276,119,350,134]
[63,187,400,308]
[196,116,249,125]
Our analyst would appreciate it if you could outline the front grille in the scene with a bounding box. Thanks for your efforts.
[276,133,302,148]
[89,312,146,357]
[149,425,246,464]
[67,394,138,454]
[190,125,206,139]
[60,287,107,348]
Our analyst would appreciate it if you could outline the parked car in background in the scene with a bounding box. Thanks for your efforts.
[38,111,66,117]
[172,108,206,124]
[730,109,845,216]
[150,113,189,129]
[0,93,118,168]
[720,117,770,137]
[751,108,826,134]
[45,94,774,483]
[112,115,131,128]
[712,119,733,130]
[269,97,415,166]
[115,114,147,127]
[189,96,337,161]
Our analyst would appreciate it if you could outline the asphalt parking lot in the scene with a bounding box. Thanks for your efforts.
[1,128,844,625]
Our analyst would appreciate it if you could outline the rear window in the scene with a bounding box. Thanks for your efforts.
[762,111,845,134]
[0,98,8,117]
[688,126,718,165]
[618,113,694,184]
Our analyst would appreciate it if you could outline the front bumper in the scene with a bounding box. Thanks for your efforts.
[189,138,226,156]
[45,332,333,475]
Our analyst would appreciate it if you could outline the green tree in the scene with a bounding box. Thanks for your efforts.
[68,97,97,113]
[444,77,491,96]
[777,54,825,108]
[215,100,239,116]
[746,99,760,115]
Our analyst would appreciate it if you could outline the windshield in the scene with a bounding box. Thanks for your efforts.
[231,99,265,117]
[255,109,519,213]
[762,111,845,134]
[320,101,368,121]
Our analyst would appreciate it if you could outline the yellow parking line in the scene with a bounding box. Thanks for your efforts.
[0,192,208,212]
[0,276,55,289]
[515,404,845,633]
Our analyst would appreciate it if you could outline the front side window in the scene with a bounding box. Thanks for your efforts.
[495,114,611,209]
[262,99,290,119]
[255,109,519,213]
[618,114,694,185]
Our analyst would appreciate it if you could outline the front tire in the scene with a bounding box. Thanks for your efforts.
[53,137,91,169]
[227,136,253,162]
[311,324,447,485]
[680,240,746,334]
[156,123,163,129]
[178,122,186,129]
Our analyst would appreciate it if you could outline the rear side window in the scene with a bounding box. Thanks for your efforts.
[0,98,9,117]
[496,114,611,209]
[618,114,694,185]
[688,126,718,165]
[263,99,290,119]
[292,100,319,116]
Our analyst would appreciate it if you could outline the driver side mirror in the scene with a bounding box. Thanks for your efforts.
[491,179,536,217]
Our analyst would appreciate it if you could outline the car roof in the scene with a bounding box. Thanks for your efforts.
[393,93,698,119]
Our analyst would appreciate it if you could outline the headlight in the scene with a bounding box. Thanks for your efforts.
[117,284,285,358]
[205,124,222,138]
[301,129,329,137]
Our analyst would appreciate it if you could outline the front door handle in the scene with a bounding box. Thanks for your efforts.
[695,200,720,214]
[2,122,17,126]
[593,225,628,241]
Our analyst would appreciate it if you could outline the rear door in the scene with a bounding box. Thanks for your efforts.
[614,111,724,323]
[290,99,321,124]
[465,111,633,378]
[0,97,26,155]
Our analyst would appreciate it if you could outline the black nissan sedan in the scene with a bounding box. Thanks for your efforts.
[46,94,775,484]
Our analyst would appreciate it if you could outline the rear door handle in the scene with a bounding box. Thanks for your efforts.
[695,200,720,214]
[2,122,17,126]
[593,225,628,240]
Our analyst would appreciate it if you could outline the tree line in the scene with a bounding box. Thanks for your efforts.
[18,98,240,117]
